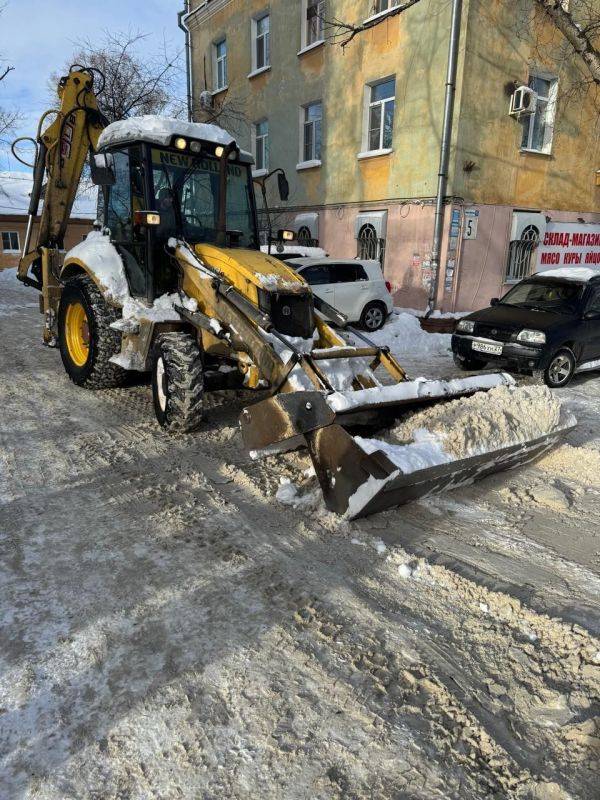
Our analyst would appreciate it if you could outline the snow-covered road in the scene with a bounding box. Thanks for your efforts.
[0,270,598,800]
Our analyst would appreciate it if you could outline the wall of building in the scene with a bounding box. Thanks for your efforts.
[187,0,600,312]
[0,217,93,269]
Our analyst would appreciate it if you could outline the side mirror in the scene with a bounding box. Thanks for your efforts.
[277,172,290,202]
[490,297,500,306]
[90,152,116,186]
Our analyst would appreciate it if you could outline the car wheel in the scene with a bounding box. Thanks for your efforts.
[453,352,488,371]
[541,348,576,388]
[360,301,387,331]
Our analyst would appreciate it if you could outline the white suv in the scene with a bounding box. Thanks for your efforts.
[290,258,393,331]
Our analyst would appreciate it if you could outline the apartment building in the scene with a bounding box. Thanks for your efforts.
[184,0,600,311]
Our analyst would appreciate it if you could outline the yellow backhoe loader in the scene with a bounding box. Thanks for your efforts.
[14,67,572,518]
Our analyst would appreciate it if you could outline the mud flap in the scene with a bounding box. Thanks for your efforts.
[306,418,575,520]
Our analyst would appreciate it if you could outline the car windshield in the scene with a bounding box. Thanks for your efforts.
[500,280,583,314]
[151,147,258,247]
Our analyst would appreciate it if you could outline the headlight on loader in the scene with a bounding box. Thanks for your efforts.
[516,329,546,345]
[457,319,475,333]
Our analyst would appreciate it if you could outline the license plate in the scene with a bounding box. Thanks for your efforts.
[472,340,503,356]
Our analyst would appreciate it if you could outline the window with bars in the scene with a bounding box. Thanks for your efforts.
[302,102,322,163]
[505,224,540,283]
[253,120,269,172]
[357,223,385,269]
[367,78,395,152]
[214,39,227,91]
[1,231,19,252]
[253,14,270,71]
[305,0,325,46]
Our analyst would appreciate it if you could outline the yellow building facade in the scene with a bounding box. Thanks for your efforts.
[185,0,600,310]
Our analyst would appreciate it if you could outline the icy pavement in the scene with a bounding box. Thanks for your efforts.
[0,271,598,800]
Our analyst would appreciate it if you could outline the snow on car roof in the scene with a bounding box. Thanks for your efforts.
[291,256,379,267]
[261,245,327,258]
[536,267,600,282]
[97,116,252,161]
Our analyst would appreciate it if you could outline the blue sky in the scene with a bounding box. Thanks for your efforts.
[0,0,186,171]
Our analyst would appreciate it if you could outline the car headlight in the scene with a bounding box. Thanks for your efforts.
[516,329,546,344]
[457,319,475,333]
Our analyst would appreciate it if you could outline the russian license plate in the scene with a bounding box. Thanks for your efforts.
[472,339,503,356]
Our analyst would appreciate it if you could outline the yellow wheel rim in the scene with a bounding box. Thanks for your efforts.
[65,301,90,367]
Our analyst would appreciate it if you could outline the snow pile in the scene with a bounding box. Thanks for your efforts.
[98,116,236,150]
[275,478,321,510]
[364,310,451,358]
[120,292,197,324]
[357,385,563,472]
[65,231,129,302]
[254,272,302,291]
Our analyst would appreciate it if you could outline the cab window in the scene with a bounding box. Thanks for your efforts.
[106,151,132,241]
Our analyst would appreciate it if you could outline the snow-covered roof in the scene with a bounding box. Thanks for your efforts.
[536,267,600,282]
[0,171,98,219]
[98,116,236,150]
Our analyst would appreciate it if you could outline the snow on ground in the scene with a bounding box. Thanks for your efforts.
[366,309,452,358]
[0,277,599,799]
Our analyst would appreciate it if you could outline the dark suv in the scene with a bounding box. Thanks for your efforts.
[451,270,600,387]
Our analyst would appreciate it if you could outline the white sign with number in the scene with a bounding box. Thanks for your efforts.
[463,209,479,240]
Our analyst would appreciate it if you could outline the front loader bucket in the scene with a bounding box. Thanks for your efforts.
[306,416,575,519]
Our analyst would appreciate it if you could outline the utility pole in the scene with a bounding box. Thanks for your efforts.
[426,0,463,316]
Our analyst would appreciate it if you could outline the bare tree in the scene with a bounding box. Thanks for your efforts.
[54,29,182,123]
[322,1,600,89]
[0,2,20,147]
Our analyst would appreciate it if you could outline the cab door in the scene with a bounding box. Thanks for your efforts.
[105,147,148,299]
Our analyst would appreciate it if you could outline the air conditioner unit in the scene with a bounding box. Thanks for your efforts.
[199,90,214,111]
[509,86,537,117]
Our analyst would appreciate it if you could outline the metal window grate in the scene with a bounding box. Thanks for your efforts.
[505,224,539,282]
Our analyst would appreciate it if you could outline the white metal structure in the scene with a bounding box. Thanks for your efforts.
[509,85,537,117]
[290,257,393,330]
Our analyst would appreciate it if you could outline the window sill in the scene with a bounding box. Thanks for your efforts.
[247,65,271,79]
[252,168,269,178]
[520,147,552,157]
[296,159,322,171]
[363,7,401,26]
[357,148,393,160]
[211,85,229,96]
[297,40,325,57]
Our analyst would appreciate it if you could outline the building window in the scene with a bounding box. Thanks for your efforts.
[297,226,314,245]
[302,101,322,163]
[214,39,227,91]
[505,224,540,282]
[357,223,385,265]
[253,13,270,71]
[366,78,396,152]
[254,120,269,172]
[521,75,558,154]
[374,0,400,13]
[304,0,325,47]
[1,231,20,252]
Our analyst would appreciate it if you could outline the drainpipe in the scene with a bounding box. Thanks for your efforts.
[178,1,194,122]
[425,0,463,316]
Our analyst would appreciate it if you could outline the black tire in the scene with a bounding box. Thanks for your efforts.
[58,274,127,389]
[360,301,387,331]
[152,332,204,433]
[453,352,488,371]
[538,348,576,388]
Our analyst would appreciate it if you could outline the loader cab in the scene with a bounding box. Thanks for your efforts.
[96,135,259,304]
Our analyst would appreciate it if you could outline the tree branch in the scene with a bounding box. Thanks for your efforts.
[322,0,423,49]
[533,1,600,86]
[0,64,14,82]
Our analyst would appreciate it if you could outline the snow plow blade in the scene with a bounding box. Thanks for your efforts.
[306,414,575,520]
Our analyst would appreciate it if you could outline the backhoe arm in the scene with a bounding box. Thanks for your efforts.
[17,68,106,286]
